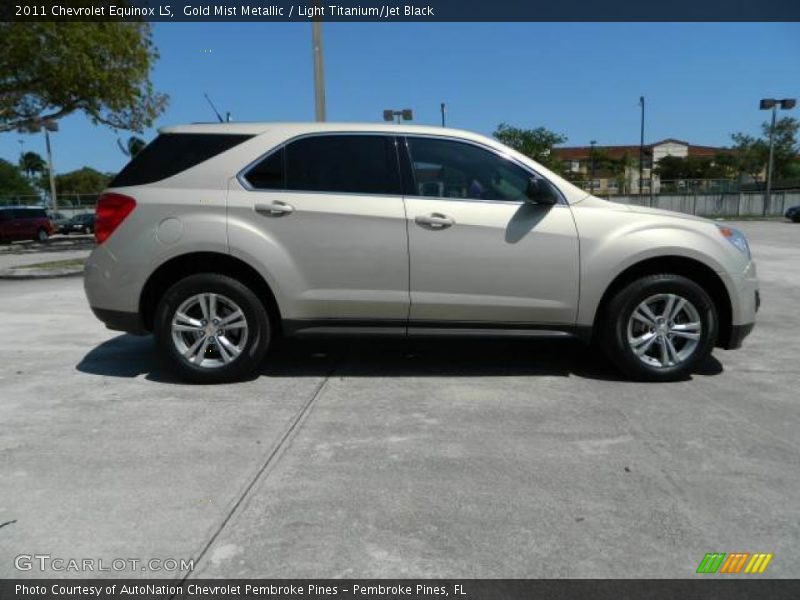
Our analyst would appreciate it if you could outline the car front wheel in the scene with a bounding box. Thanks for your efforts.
[154,273,271,383]
[600,274,718,381]
[35,228,49,242]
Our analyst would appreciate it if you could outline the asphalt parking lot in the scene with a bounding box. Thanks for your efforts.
[1,220,798,579]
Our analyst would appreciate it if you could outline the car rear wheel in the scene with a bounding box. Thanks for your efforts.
[35,228,48,242]
[154,273,271,383]
[599,274,718,381]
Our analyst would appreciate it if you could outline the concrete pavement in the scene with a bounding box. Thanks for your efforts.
[0,221,798,579]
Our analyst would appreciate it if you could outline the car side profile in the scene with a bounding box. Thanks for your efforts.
[84,123,759,383]
[0,206,54,242]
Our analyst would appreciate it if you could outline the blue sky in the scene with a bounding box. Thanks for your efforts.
[2,22,799,174]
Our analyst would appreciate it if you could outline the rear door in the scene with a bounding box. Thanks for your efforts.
[227,134,410,332]
[401,136,580,328]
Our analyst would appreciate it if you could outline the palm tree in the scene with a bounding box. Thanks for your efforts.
[19,151,46,179]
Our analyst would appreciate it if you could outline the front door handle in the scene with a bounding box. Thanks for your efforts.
[415,213,454,229]
[255,201,294,216]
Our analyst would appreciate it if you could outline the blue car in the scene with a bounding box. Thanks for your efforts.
[785,206,800,223]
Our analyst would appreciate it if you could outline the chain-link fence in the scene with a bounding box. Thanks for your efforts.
[0,194,97,216]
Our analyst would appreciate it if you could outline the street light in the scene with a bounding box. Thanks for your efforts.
[42,120,58,213]
[589,140,597,194]
[759,97,796,215]
[383,109,413,124]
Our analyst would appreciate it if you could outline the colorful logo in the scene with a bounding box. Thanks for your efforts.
[696,552,773,574]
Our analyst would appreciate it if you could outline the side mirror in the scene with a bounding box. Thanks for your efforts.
[525,177,559,205]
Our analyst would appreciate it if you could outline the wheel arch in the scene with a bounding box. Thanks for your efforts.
[139,252,282,333]
[592,255,733,349]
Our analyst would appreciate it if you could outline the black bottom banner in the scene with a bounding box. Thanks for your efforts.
[3,580,800,600]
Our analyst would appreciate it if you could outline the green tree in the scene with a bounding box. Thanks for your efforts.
[0,159,36,195]
[0,22,168,133]
[493,123,567,172]
[18,151,46,179]
[762,116,800,180]
[54,167,112,195]
[730,133,769,182]
[656,155,727,180]
[117,135,147,158]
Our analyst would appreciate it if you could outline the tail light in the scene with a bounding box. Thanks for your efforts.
[95,193,136,244]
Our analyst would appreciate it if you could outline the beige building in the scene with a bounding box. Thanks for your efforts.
[552,139,729,195]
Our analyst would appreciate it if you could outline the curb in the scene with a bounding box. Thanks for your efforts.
[0,268,84,280]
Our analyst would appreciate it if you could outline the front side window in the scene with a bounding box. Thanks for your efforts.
[406,137,532,202]
[245,135,400,195]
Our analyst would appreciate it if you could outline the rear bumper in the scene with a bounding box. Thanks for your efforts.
[724,322,755,350]
[90,307,147,335]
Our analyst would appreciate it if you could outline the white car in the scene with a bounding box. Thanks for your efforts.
[84,123,759,383]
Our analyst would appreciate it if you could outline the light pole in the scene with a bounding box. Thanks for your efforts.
[759,98,796,215]
[440,102,446,127]
[639,96,645,196]
[589,140,597,194]
[43,121,58,212]
[311,12,326,121]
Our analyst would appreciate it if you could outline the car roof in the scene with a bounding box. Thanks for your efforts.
[159,121,488,140]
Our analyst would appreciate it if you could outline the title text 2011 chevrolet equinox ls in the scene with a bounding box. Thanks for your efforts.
[84,123,759,383]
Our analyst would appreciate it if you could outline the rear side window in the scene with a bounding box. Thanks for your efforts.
[111,133,253,187]
[245,135,400,195]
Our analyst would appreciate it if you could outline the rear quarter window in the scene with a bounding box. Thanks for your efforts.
[110,133,253,187]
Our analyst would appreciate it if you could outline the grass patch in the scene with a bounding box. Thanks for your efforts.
[13,258,86,271]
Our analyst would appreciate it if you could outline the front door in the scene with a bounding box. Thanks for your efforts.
[402,136,580,328]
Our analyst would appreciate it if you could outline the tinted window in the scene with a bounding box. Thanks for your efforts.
[244,147,284,189]
[407,138,532,202]
[111,133,253,187]
[285,135,400,195]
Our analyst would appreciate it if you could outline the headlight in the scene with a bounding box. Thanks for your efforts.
[717,225,751,259]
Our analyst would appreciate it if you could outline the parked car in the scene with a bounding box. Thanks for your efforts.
[62,213,95,235]
[48,211,71,232]
[785,205,800,222]
[0,206,54,242]
[84,123,759,383]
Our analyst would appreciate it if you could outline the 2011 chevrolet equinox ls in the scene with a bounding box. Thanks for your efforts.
[84,123,759,383]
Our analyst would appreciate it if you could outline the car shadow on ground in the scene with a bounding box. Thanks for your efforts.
[76,334,723,384]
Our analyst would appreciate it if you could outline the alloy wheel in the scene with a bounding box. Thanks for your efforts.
[170,293,249,369]
[626,293,702,369]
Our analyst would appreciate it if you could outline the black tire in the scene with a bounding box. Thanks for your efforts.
[154,273,271,383]
[598,274,718,382]
[35,228,49,242]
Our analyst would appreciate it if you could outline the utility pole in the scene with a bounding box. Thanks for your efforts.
[311,13,326,121]
[440,102,446,127]
[589,140,597,195]
[43,121,58,212]
[639,96,645,196]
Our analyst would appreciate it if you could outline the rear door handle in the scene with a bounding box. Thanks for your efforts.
[255,201,294,216]
[415,213,454,229]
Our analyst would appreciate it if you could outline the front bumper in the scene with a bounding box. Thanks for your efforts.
[725,322,755,350]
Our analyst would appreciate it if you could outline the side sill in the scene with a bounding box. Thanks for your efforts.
[283,319,591,343]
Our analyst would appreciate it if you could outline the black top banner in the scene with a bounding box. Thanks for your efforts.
[3,0,800,22]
